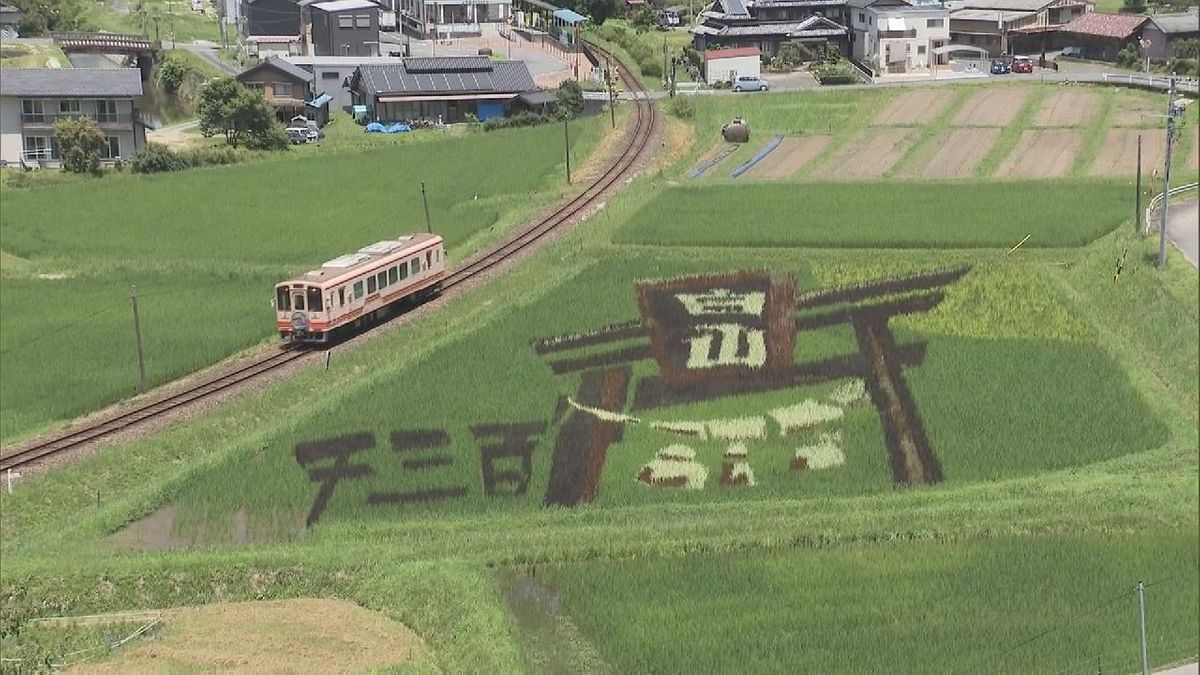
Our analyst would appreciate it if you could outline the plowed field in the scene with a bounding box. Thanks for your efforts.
[743,135,830,179]
[1034,91,1100,127]
[952,88,1031,126]
[874,90,954,125]
[918,128,1002,178]
[995,130,1082,177]
[822,129,914,178]
[1089,129,1167,176]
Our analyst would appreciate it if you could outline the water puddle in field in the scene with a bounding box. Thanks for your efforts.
[107,505,307,551]
[495,569,612,675]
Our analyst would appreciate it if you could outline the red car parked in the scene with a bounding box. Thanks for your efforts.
[1012,56,1034,73]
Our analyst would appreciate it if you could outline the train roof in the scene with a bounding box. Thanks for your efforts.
[278,232,442,288]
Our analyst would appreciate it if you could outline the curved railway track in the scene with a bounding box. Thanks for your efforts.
[0,42,658,474]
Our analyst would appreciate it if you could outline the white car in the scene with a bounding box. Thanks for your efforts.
[732,75,769,92]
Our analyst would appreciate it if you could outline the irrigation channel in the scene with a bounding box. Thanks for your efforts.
[0,45,659,474]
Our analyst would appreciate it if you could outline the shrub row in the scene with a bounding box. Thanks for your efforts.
[481,112,554,132]
[130,142,241,174]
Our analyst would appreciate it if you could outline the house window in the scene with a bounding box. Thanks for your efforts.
[918,45,926,55]
[926,18,944,28]
[59,100,80,114]
[22,135,51,159]
[102,136,120,159]
[275,81,293,97]
[21,100,44,122]
[858,12,864,22]
[322,70,341,80]
[95,100,117,123]
[355,13,371,27]
[338,13,354,27]
[245,81,265,92]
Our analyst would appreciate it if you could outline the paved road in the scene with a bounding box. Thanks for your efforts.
[1166,198,1199,268]
[180,41,240,76]
[1157,663,1199,675]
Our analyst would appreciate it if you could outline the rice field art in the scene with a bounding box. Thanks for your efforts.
[159,257,1166,539]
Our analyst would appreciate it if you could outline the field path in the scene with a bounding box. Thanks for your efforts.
[1165,198,1198,268]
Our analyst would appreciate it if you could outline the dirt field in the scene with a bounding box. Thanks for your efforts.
[917,128,1002,178]
[743,135,830,179]
[72,599,426,674]
[995,130,1082,177]
[874,90,954,126]
[952,88,1031,126]
[1089,129,1167,176]
[1111,100,1160,127]
[821,129,914,178]
[1034,90,1100,127]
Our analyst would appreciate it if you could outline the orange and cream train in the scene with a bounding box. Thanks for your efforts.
[275,233,445,343]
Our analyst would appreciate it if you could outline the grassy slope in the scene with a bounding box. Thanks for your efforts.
[1,87,1196,673]
[0,117,605,442]
[613,180,1132,248]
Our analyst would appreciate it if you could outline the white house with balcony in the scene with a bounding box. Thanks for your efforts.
[849,0,951,74]
[0,68,147,167]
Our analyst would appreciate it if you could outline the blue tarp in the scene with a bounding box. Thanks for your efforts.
[365,122,412,133]
[477,102,504,121]
[552,8,587,23]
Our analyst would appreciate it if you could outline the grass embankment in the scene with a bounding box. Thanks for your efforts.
[614,180,1130,248]
[0,42,70,69]
[542,531,1199,674]
[86,0,222,43]
[0,117,605,442]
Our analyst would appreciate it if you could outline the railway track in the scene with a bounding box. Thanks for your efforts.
[0,42,658,474]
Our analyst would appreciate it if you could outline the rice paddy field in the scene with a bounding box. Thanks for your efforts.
[1,84,1197,673]
[0,117,605,442]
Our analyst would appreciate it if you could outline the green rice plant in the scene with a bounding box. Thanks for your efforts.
[0,118,606,441]
[614,179,1132,249]
[540,530,1199,674]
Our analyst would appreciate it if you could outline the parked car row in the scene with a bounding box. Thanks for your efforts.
[991,55,1035,75]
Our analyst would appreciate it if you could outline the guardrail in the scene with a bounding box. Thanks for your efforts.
[1098,72,1200,94]
[675,82,714,95]
[1144,181,1200,234]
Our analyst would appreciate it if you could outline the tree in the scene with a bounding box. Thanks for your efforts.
[555,79,585,119]
[630,4,659,32]
[1120,0,1146,13]
[197,77,288,149]
[157,52,192,94]
[576,0,618,25]
[8,0,85,34]
[53,116,107,174]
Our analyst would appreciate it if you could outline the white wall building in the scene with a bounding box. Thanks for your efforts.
[849,0,950,73]
[703,46,761,84]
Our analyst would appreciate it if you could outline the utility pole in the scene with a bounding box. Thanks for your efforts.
[1157,76,1178,269]
[1135,133,1142,233]
[421,180,432,233]
[1137,580,1149,675]
[607,57,616,129]
[564,118,571,184]
[130,285,147,394]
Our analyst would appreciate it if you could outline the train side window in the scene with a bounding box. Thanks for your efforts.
[388,266,398,284]
[368,276,377,294]
[426,251,432,268]
[276,288,290,311]
[338,287,345,307]
[307,287,323,311]
[353,281,364,299]
[377,271,388,289]
[399,263,408,280]
[410,259,419,275]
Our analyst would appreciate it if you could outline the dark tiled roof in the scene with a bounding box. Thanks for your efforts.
[403,56,491,72]
[1063,11,1147,38]
[247,56,315,82]
[355,58,534,96]
[0,68,144,97]
[1148,11,1198,35]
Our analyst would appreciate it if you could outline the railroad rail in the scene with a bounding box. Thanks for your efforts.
[0,40,656,474]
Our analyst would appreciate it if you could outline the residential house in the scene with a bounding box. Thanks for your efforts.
[1140,10,1199,60]
[948,0,1093,56]
[0,69,146,167]
[281,55,406,108]
[849,0,950,73]
[241,0,302,36]
[236,56,331,124]
[349,56,536,123]
[400,0,510,38]
[692,0,851,58]
[1060,11,1147,60]
[302,0,381,56]
[0,3,21,38]
[704,46,761,83]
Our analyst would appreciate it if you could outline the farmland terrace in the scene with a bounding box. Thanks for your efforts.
[1,81,1198,672]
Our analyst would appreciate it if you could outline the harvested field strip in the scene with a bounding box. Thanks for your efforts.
[1072,91,1116,176]
[886,88,968,177]
[995,130,1082,177]
[873,89,953,126]
[1034,90,1100,127]
[820,128,913,179]
[973,86,1046,177]
[1089,129,1167,176]
[742,136,830,180]
[952,87,1031,126]
[916,128,1002,178]
[688,143,739,179]
[731,135,785,178]
[615,180,1130,248]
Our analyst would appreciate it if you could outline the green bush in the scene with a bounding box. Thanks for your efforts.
[130,142,190,173]
[812,62,857,85]
[52,116,107,174]
[157,51,192,94]
[666,94,695,119]
[482,112,554,131]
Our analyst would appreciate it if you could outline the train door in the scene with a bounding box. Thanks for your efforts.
[291,287,307,312]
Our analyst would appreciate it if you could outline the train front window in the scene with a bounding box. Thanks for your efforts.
[276,287,290,311]
[307,287,323,311]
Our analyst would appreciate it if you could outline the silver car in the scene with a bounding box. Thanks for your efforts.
[732,75,769,92]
